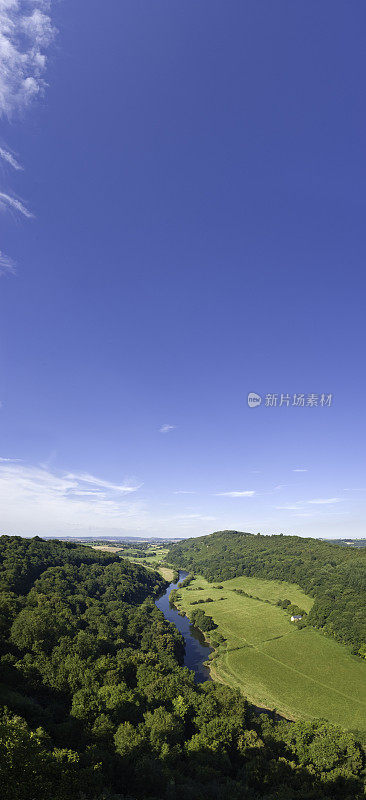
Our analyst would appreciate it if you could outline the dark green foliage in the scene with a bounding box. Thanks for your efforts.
[190,608,217,632]
[167,531,366,652]
[177,573,194,588]
[0,536,364,800]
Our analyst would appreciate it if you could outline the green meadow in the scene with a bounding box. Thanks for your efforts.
[118,546,174,581]
[176,575,366,732]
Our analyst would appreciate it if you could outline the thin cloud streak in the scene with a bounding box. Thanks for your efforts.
[215,490,255,497]
[276,505,302,511]
[0,146,22,170]
[0,250,16,275]
[159,424,176,434]
[0,191,33,217]
[65,472,143,494]
[308,498,341,505]
[175,513,216,521]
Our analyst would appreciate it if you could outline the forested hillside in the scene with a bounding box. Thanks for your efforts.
[0,536,365,800]
[167,531,366,653]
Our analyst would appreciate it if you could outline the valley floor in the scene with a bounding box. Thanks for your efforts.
[175,575,366,732]
[92,544,175,581]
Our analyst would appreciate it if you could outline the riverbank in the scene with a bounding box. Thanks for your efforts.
[155,571,212,682]
[172,573,366,732]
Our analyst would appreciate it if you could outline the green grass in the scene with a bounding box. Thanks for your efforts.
[122,546,174,581]
[92,544,174,580]
[176,575,366,732]
[139,546,170,565]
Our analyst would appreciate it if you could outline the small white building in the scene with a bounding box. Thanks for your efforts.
[290,614,302,622]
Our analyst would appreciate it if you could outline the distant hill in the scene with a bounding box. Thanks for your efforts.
[322,538,366,548]
[43,535,183,544]
[166,530,366,654]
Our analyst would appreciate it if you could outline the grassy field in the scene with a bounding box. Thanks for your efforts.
[123,546,174,580]
[156,565,175,581]
[92,544,174,581]
[175,575,366,732]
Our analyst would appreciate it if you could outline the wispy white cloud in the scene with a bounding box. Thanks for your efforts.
[215,490,255,497]
[175,513,216,521]
[0,249,16,275]
[0,1,56,118]
[64,472,143,494]
[0,2,56,279]
[0,145,22,169]
[276,505,302,511]
[293,468,308,472]
[0,461,146,535]
[69,489,105,498]
[308,498,341,505]
[0,3,55,274]
[159,424,176,434]
[173,490,196,495]
[276,497,342,509]
[0,456,22,462]
[0,190,33,217]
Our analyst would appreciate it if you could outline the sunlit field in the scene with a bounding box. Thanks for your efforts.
[93,544,174,581]
[176,576,366,732]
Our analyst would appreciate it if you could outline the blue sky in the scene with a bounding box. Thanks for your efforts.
[0,1,365,539]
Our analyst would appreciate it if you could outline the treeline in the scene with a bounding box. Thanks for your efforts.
[166,531,366,653]
[277,598,308,621]
[177,573,194,588]
[190,608,217,632]
[0,535,365,800]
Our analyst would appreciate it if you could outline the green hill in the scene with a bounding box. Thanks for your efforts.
[166,531,366,653]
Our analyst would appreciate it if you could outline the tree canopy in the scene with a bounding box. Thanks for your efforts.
[0,535,364,800]
[167,530,366,653]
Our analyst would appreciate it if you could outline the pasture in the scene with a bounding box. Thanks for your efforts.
[124,545,174,579]
[176,575,366,732]
[92,544,174,581]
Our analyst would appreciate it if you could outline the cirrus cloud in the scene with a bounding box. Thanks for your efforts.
[215,490,255,497]
[159,424,176,434]
[0,2,56,275]
[0,0,56,118]
[308,497,341,505]
[0,460,145,535]
[64,472,143,494]
[0,190,33,217]
[0,145,22,169]
[0,249,16,274]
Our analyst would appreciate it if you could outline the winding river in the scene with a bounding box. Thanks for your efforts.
[155,570,212,683]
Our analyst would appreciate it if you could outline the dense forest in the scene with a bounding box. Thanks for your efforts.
[0,536,365,799]
[166,531,366,654]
